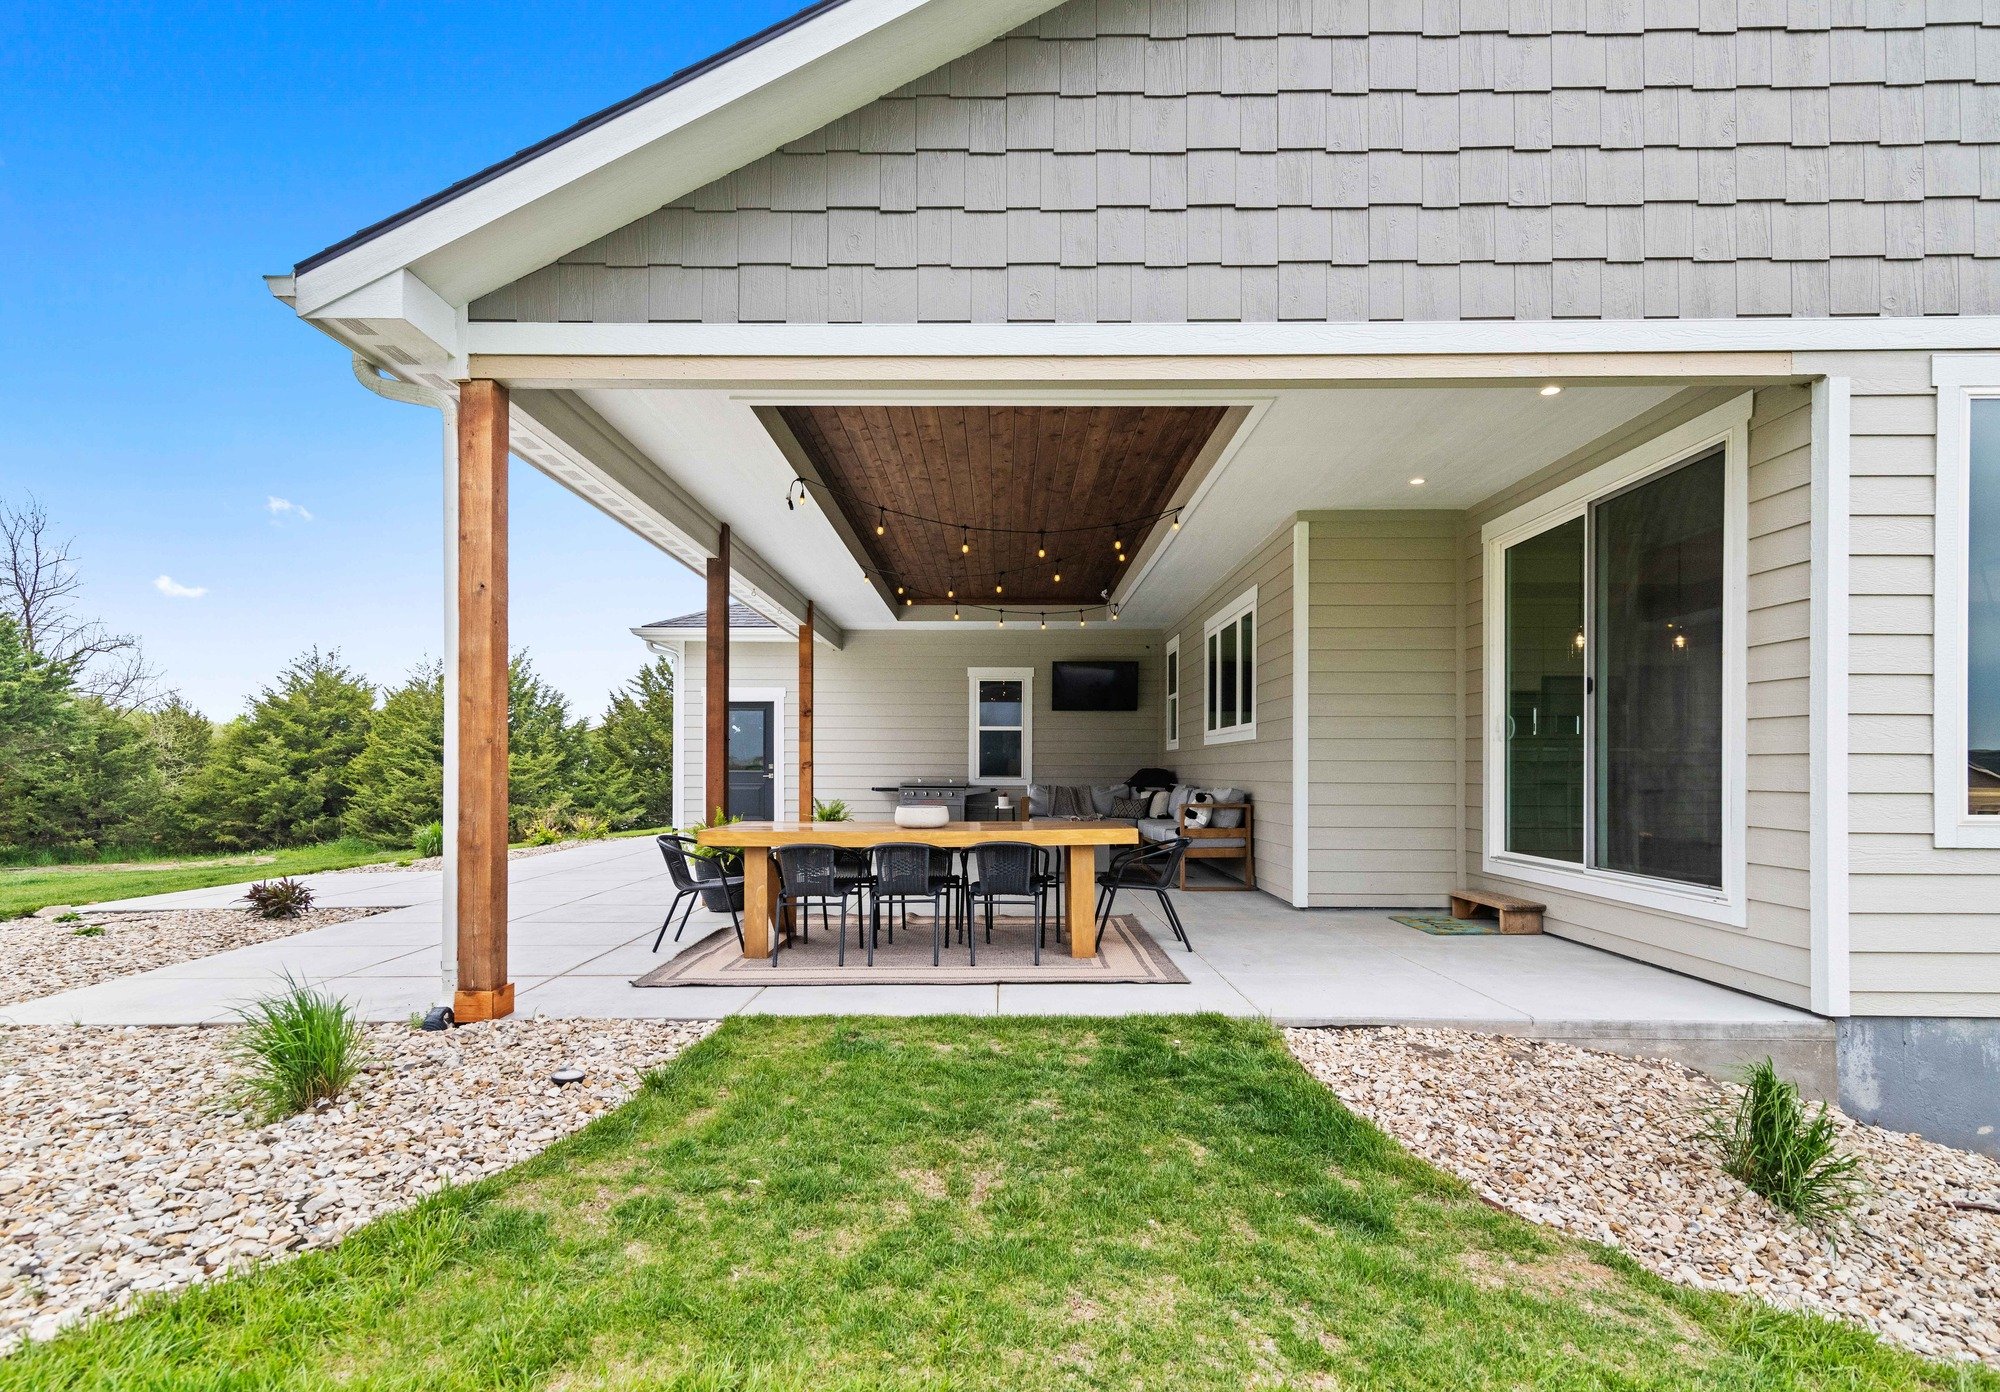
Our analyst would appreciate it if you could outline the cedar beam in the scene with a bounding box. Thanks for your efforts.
[454,379,512,1023]
[798,602,815,820]
[705,526,731,822]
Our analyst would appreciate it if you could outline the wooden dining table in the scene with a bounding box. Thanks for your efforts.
[694,819,1141,959]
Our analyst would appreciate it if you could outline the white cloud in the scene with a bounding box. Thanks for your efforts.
[266,496,313,522]
[154,575,207,600]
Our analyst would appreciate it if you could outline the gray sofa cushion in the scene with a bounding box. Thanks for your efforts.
[1091,783,1129,815]
[1139,817,1243,847]
[1025,783,1051,816]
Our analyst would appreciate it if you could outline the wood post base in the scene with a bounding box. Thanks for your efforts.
[453,983,515,1022]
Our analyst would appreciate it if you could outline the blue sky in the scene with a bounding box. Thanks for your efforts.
[0,1,799,720]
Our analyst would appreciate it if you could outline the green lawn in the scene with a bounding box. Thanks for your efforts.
[5,1016,1990,1391]
[0,828,672,919]
[0,839,409,919]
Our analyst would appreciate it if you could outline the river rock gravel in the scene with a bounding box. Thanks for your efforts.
[0,1017,713,1354]
[1285,1026,2000,1368]
[0,908,387,1008]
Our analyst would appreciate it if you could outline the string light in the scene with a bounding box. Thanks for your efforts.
[953,606,961,621]
[875,507,887,537]
[1053,571,1061,583]
[994,583,1004,595]
[1037,532,1047,559]
[1040,613,1047,630]
[1170,514,1181,530]
[961,526,971,555]
[781,478,1185,544]
[996,616,1005,628]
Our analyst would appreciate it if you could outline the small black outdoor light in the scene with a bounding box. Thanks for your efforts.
[420,1005,455,1032]
[551,1067,586,1087]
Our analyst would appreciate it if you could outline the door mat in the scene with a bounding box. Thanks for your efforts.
[633,913,1188,986]
[1391,913,1504,936]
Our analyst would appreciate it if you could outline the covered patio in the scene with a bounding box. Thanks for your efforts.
[3,838,1833,1091]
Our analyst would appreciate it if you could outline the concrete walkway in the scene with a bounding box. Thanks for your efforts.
[1,839,1831,1082]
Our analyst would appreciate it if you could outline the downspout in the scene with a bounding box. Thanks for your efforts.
[352,356,460,1007]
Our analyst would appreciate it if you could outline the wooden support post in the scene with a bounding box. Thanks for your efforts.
[798,601,815,820]
[454,379,512,1022]
[705,525,731,823]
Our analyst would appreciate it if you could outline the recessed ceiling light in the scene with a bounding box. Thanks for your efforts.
[1540,384,1562,396]
[1408,476,1426,487]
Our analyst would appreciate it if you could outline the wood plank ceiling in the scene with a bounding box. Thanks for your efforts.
[775,405,1228,610]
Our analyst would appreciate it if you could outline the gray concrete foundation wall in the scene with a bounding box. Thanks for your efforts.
[1836,1017,2000,1159]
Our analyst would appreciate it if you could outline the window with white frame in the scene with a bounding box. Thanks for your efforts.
[1164,636,1181,750]
[1482,394,1749,924]
[1932,358,2000,846]
[1204,588,1257,744]
[969,667,1032,784]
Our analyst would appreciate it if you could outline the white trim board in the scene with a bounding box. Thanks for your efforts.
[1290,520,1311,909]
[1809,377,1853,1017]
[1930,355,2000,850]
[465,317,2000,360]
[1479,392,1754,930]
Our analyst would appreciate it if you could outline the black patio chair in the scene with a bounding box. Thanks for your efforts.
[965,842,1058,964]
[1095,837,1193,951]
[873,843,966,966]
[655,833,744,951]
[773,843,872,967]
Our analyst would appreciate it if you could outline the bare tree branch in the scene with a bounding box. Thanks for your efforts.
[0,495,162,708]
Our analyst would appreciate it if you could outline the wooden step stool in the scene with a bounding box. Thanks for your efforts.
[1447,889,1545,935]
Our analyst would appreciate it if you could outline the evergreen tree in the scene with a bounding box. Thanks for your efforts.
[506,653,592,831]
[138,697,214,849]
[343,662,444,846]
[45,699,162,853]
[592,655,675,826]
[0,615,82,851]
[187,650,375,848]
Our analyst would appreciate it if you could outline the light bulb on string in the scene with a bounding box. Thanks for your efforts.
[875,507,886,537]
[961,526,970,555]
[1039,613,1047,630]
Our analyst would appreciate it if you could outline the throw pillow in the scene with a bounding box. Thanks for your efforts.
[1148,788,1171,818]
[1109,794,1151,819]
[1184,789,1215,829]
[1206,788,1245,828]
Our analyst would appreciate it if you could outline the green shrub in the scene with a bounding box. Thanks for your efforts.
[54,911,80,923]
[230,977,365,1121]
[567,810,611,840]
[244,876,314,919]
[1705,1058,1862,1229]
[412,820,445,859]
[71,924,104,938]
[812,798,850,822]
[520,807,569,846]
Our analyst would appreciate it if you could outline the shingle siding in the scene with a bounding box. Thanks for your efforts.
[473,0,2000,324]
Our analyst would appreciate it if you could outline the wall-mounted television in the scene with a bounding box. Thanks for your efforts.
[1051,660,1140,712]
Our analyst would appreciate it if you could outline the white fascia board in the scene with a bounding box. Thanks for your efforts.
[631,625,795,644]
[465,316,2000,359]
[513,388,845,648]
[307,270,462,366]
[291,0,1055,314]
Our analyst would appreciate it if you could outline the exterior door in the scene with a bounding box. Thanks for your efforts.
[727,700,776,820]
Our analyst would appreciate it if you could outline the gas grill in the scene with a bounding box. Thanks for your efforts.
[869,777,1002,822]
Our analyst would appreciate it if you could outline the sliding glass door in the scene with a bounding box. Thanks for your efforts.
[1499,448,1727,892]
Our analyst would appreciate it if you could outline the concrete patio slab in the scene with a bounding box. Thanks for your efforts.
[17,838,1835,1084]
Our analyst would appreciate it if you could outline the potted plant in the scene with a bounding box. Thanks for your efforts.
[679,809,747,911]
[812,797,850,822]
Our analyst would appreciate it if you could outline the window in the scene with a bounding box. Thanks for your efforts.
[1933,358,2000,846]
[1164,636,1181,750]
[969,667,1032,784]
[1483,395,1749,924]
[1204,588,1257,744]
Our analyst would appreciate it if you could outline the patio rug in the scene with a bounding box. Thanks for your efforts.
[1391,913,1503,936]
[632,913,1188,987]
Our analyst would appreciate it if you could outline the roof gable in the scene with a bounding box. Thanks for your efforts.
[287,0,1059,315]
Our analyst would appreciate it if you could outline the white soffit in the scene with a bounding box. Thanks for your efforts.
[291,0,1057,314]
[582,382,1681,631]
